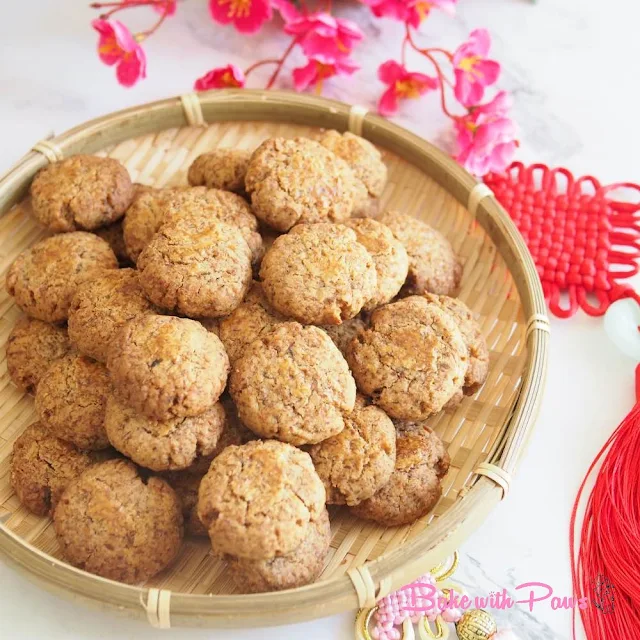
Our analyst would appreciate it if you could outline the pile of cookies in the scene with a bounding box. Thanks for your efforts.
[7,130,488,593]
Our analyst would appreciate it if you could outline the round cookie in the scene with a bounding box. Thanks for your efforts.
[188,149,252,192]
[6,316,71,394]
[309,399,396,506]
[137,218,252,318]
[244,137,360,231]
[94,219,129,264]
[160,187,263,264]
[378,211,462,296]
[260,223,377,325]
[163,470,208,537]
[122,187,184,263]
[346,296,468,420]
[10,422,96,516]
[107,315,229,421]
[343,218,409,309]
[67,268,158,362]
[6,232,118,323]
[35,353,111,450]
[316,129,387,200]
[30,155,134,232]
[226,508,331,593]
[197,440,326,560]
[218,281,286,362]
[104,394,226,472]
[53,459,183,584]
[423,294,489,394]
[230,323,356,445]
[351,427,450,526]
[322,315,368,356]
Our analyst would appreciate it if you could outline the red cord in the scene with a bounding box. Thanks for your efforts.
[571,365,640,638]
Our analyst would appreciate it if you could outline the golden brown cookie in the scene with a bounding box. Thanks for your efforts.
[351,427,450,526]
[107,315,229,421]
[187,149,252,192]
[379,211,462,296]
[197,440,326,560]
[321,315,368,356]
[230,323,356,445]
[162,470,208,536]
[260,223,377,325]
[343,218,409,309]
[10,422,96,516]
[104,394,226,472]
[226,508,331,593]
[30,155,134,232]
[346,296,468,420]
[6,316,71,394]
[138,218,252,318]
[53,459,183,584]
[245,137,359,231]
[316,129,387,199]
[6,232,118,323]
[309,399,396,506]
[35,353,111,450]
[94,219,129,264]
[122,187,183,263]
[218,281,286,361]
[423,294,489,394]
[67,268,158,362]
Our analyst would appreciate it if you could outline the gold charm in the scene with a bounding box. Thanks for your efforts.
[455,609,497,640]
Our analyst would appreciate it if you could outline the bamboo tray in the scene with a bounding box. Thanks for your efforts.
[0,90,549,629]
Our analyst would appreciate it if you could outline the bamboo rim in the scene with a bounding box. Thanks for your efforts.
[0,90,549,628]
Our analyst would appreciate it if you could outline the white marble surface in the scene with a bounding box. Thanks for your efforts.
[1,1,639,638]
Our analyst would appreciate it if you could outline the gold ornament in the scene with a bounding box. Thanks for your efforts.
[455,609,497,640]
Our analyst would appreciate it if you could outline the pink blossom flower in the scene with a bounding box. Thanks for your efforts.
[208,0,272,34]
[453,28,500,106]
[92,19,147,88]
[361,0,456,26]
[293,55,359,94]
[454,91,517,176]
[285,12,363,60]
[377,60,438,116]
[194,64,246,90]
[271,0,301,23]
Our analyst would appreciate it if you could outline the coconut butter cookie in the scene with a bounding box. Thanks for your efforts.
[188,149,252,192]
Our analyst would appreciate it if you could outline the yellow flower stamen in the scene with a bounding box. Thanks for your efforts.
[218,0,252,20]
[394,79,422,99]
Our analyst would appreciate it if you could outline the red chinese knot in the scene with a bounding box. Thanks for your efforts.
[484,162,640,318]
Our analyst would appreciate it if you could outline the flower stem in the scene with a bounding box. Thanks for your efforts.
[265,37,298,89]
[244,58,281,78]
[139,7,170,38]
[405,24,458,120]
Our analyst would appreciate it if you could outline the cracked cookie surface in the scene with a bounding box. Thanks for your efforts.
[104,394,226,472]
[245,137,359,231]
[226,507,331,593]
[54,459,183,584]
[68,268,158,362]
[6,232,118,323]
[260,223,377,325]
[379,211,462,296]
[188,149,252,192]
[230,323,356,445]
[197,440,326,560]
[7,316,71,394]
[343,218,409,309]
[138,218,252,318]
[30,155,134,232]
[351,427,450,526]
[218,281,286,362]
[346,296,468,420]
[107,315,229,421]
[10,422,97,516]
[35,353,112,450]
[309,398,396,506]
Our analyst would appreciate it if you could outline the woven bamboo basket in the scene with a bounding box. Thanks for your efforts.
[0,90,549,629]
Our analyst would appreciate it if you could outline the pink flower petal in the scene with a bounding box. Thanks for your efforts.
[271,0,300,23]
[292,60,318,91]
[209,0,234,25]
[475,59,500,86]
[116,56,145,88]
[469,28,491,56]
[378,60,406,85]
[378,87,400,116]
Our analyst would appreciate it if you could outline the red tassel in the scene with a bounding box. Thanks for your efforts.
[571,364,640,638]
